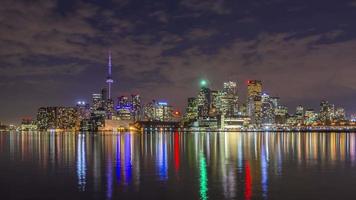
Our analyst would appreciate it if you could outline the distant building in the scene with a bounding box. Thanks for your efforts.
[196,86,212,118]
[295,105,304,125]
[92,93,103,111]
[37,107,78,131]
[247,80,262,126]
[220,81,239,117]
[20,118,37,131]
[319,100,332,125]
[261,93,275,125]
[131,94,142,121]
[143,101,174,122]
[275,106,288,125]
[184,97,198,122]
[334,107,346,121]
[304,109,318,126]
[76,101,91,131]
[116,96,133,120]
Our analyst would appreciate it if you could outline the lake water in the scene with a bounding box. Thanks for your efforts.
[0,132,356,200]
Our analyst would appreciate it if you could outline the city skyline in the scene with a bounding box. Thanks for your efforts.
[1,0,356,124]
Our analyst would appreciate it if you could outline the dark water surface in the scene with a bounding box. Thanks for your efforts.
[0,132,356,200]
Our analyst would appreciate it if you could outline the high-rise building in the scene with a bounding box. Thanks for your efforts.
[220,81,239,117]
[319,100,332,125]
[261,93,275,125]
[270,97,280,108]
[143,101,173,122]
[116,96,133,120]
[77,101,90,120]
[296,105,304,125]
[304,109,317,126]
[335,107,346,121]
[275,106,288,125]
[209,90,219,116]
[37,107,78,130]
[155,102,173,122]
[247,80,262,126]
[184,97,198,122]
[76,101,91,131]
[92,93,102,111]
[131,94,142,121]
[197,86,211,118]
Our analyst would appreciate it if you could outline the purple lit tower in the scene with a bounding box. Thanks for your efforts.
[106,51,114,100]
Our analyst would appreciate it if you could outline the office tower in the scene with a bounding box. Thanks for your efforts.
[101,88,107,102]
[261,93,275,125]
[247,80,262,126]
[76,101,91,130]
[36,107,78,130]
[155,102,173,122]
[319,100,332,125]
[220,81,239,117]
[210,90,219,116]
[351,114,356,122]
[143,101,155,121]
[304,109,317,125]
[143,101,173,122]
[197,86,211,118]
[296,105,304,125]
[335,107,346,121]
[92,93,102,111]
[116,96,133,120]
[185,97,198,122]
[275,106,288,125]
[77,101,90,120]
[239,103,247,116]
[132,94,142,121]
[100,88,114,119]
[270,96,280,108]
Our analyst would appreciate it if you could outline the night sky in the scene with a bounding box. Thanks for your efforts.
[1,0,356,124]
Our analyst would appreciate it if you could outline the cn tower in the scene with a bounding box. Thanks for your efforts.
[106,51,114,100]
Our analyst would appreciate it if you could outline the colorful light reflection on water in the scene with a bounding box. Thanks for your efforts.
[1,132,356,200]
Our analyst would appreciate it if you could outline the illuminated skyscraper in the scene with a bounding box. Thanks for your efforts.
[296,105,304,125]
[92,93,102,111]
[131,94,142,121]
[320,100,332,125]
[335,107,346,121]
[275,106,288,125]
[247,80,262,126]
[76,101,91,131]
[76,101,90,120]
[143,100,173,122]
[197,86,211,118]
[184,97,198,122]
[220,81,239,117]
[116,96,132,120]
[261,93,275,125]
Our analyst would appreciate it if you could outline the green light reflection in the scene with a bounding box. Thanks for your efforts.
[199,152,208,200]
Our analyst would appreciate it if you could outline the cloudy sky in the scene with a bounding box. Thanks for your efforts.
[1,0,356,124]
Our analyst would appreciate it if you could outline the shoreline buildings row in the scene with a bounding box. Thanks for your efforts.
[4,54,355,132]
[183,80,354,131]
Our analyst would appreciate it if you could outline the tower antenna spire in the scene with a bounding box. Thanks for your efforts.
[106,50,114,100]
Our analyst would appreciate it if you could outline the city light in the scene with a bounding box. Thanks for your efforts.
[158,102,168,106]
[200,79,207,87]
[16,54,354,132]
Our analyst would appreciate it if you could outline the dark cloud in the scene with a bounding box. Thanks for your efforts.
[0,0,356,124]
